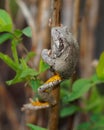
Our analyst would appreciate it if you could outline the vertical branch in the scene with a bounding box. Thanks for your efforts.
[80,0,99,77]
[48,0,61,130]
[16,0,37,49]
[5,0,11,15]
[72,0,80,39]
[34,0,51,66]
[62,0,74,27]
[51,0,61,26]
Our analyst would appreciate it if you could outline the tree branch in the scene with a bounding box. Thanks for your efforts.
[48,0,61,130]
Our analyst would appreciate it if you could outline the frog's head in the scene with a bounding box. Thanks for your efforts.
[51,26,75,57]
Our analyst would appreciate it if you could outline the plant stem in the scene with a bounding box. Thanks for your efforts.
[48,0,61,130]
[48,88,60,130]
[72,0,80,39]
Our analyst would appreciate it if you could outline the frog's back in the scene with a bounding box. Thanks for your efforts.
[53,34,79,79]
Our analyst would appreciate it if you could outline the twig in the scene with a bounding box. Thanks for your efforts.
[5,0,11,16]
[51,0,61,26]
[72,0,80,39]
[62,0,74,27]
[16,0,37,48]
[21,98,50,111]
[48,0,61,130]
[34,0,51,66]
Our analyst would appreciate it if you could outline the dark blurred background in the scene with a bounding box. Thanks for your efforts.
[0,0,104,130]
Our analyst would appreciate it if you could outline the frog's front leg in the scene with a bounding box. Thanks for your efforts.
[41,49,55,66]
[38,74,62,105]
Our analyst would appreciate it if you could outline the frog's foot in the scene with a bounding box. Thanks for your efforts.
[21,98,49,111]
[38,74,62,94]
[30,98,49,107]
[45,74,62,84]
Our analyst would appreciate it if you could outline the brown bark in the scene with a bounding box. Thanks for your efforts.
[72,0,81,39]
[48,0,61,130]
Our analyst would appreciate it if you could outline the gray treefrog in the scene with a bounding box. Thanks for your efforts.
[37,26,79,105]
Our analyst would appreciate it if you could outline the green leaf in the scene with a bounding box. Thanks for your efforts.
[90,74,99,82]
[77,122,91,130]
[13,29,22,38]
[19,68,39,78]
[6,67,39,85]
[0,33,13,44]
[11,40,19,65]
[20,59,28,69]
[19,59,39,77]
[60,80,71,100]
[96,52,104,80]
[22,27,32,37]
[0,52,17,70]
[30,79,41,92]
[85,87,103,112]
[60,79,71,88]
[63,79,92,103]
[95,117,104,127]
[0,9,13,32]
[6,72,23,85]
[60,105,79,117]
[90,114,104,129]
[60,88,70,101]
[25,52,35,62]
[27,124,47,130]
[39,59,50,73]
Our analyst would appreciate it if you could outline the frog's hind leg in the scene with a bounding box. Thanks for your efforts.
[31,74,62,107]
[38,74,62,105]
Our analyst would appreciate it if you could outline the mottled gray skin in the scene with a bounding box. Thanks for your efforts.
[42,26,79,79]
[38,26,79,105]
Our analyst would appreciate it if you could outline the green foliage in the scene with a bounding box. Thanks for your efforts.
[0,44,38,85]
[84,87,104,113]
[77,114,104,130]
[13,29,23,39]
[30,79,41,93]
[60,79,71,100]
[0,52,18,70]
[0,9,49,130]
[62,74,103,104]
[63,79,92,103]
[0,10,39,86]
[27,124,47,130]
[24,52,35,63]
[77,122,91,130]
[39,58,50,73]
[22,27,32,37]
[0,9,13,32]
[96,52,104,80]
[60,105,79,117]
[68,79,92,101]
[1,9,104,130]
[6,58,39,85]
[0,33,13,44]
